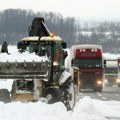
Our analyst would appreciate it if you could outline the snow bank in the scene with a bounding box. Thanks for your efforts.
[1,96,120,120]
[72,97,107,120]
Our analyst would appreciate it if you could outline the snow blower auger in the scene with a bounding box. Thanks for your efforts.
[0,17,76,111]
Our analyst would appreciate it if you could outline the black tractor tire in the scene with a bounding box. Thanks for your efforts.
[43,81,76,111]
[0,89,11,103]
[43,87,64,104]
[63,83,76,111]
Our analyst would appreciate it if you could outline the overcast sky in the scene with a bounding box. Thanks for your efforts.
[0,0,120,21]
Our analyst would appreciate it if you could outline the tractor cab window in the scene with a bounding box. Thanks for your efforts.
[34,41,52,57]
[53,42,64,72]
[28,42,36,53]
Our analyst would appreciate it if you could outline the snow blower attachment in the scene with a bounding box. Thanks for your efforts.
[0,17,76,111]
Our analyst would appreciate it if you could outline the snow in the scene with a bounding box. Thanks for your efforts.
[0,46,120,120]
[0,46,48,62]
[103,53,120,67]
[0,90,120,120]
[0,79,120,120]
[80,31,92,36]
[103,53,120,59]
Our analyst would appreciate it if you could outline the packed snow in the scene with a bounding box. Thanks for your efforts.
[0,46,120,120]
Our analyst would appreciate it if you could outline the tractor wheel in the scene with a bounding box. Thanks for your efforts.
[0,89,11,103]
[43,81,76,111]
[63,82,76,111]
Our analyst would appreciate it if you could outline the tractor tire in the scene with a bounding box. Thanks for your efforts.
[43,87,64,104]
[0,89,11,103]
[43,81,76,111]
[63,83,76,111]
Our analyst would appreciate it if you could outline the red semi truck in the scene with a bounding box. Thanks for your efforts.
[69,44,104,92]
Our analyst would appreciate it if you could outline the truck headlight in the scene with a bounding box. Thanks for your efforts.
[97,80,102,85]
[104,79,108,83]
[116,78,120,83]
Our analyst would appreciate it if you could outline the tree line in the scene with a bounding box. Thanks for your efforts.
[0,9,77,47]
[0,9,120,53]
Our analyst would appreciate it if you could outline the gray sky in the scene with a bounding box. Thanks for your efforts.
[0,0,120,21]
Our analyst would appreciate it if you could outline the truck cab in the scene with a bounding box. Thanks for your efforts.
[69,44,104,92]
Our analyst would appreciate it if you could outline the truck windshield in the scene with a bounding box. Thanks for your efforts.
[75,58,102,68]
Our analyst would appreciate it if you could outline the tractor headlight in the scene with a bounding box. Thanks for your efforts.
[53,61,59,66]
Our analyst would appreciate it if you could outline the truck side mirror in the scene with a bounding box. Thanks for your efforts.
[104,60,106,68]
[62,42,67,49]
[63,50,68,59]
[71,59,74,67]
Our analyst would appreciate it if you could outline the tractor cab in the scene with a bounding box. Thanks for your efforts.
[17,34,67,82]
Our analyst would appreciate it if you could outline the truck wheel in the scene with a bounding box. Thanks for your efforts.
[63,83,76,111]
[43,87,64,104]
[93,88,102,92]
[0,89,11,103]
